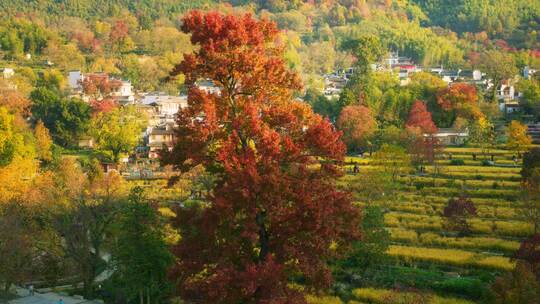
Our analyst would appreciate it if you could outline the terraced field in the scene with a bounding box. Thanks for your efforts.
[338,147,528,303]
[133,147,528,303]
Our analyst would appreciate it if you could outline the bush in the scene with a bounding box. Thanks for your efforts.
[481,160,494,166]
[366,266,492,300]
[450,159,465,166]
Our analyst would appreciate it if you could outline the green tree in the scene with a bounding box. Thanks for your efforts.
[373,144,412,183]
[469,117,496,159]
[334,205,389,286]
[518,79,540,119]
[304,89,341,122]
[0,106,23,166]
[30,88,92,147]
[110,187,173,304]
[90,106,146,163]
[479,50,518,102]
[53,161,126,298]
[340,35,385,105]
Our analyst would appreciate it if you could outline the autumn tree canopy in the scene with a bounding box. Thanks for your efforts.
[406,100,437,134]
[336,105,377,152]
[436,83,483,125]
[443,194,478,236]
[165,11,360,303]
[506,120,532,156]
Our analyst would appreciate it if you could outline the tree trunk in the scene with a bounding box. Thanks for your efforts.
[139,290,143,304]
[146,287,150,304]
[256,210,269,263]
[492,80,500,103]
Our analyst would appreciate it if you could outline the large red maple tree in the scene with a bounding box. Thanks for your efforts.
[406,100,437,134]
[164,11,360,303]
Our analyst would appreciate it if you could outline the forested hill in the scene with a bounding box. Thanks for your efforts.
[0,0,538,95]
[412,0,539,49]
[0,0,214,20]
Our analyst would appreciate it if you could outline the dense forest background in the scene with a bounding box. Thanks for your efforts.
[0,0,538,95]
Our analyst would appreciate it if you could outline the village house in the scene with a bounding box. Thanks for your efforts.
[67,70,135,103]
[431,128,469,146]
[196,79,221,95]
[497,82,520,101]
[111,80,134,104]
[323,73,348,98]
[524,66,538,79]
[1,68,14,79]
[78,136,95,149]
[141,93,188,125]
[145,122,176,159]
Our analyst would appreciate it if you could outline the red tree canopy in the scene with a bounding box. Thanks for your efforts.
[406,100,437,134]
[436,83,482,120]
[514,234,540,279]
[336,105,377,151]
[443,195,478,218]
[81,74,121,114]
[81,74,121,97]
[90,98,118,114]
[165,11,360,303]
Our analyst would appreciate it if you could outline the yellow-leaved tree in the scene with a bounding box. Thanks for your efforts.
[506,120,532,157]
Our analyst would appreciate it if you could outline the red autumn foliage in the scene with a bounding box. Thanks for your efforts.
[467,51,481,66]
[165,11,360,303]
[443,194,478,236]
[81,74,121,113]
[514,234,540,279]
[0,85,31,116]
[406,100,437,134]
[109,20,129,43]
[436,83,482,120]
[81,74,119,96]
[71,30,101,52]
[90,98,118,114]
[407,128,442,166]
[336,105,377,151]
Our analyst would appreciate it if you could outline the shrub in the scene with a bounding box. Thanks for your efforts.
[443,195,477,236]
[450,159,465,166]
[481,160,494,166]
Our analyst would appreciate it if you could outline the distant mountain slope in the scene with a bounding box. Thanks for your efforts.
[0,0,216,19]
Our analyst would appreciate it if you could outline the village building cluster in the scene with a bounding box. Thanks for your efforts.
[323,52,533,108]
[0,53,537,159]
[323,52,538,145]
[65,70,218,161]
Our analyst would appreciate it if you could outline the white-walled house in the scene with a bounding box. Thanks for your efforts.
[1,68,15,79]
[68,70,134,103]
[431,128,469,146]
[140,93,188,125]
[68,70,84,91]
[145,123,176,159]
[498,83,517,101]
[524,66,538,80]
[111,80,134,103]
